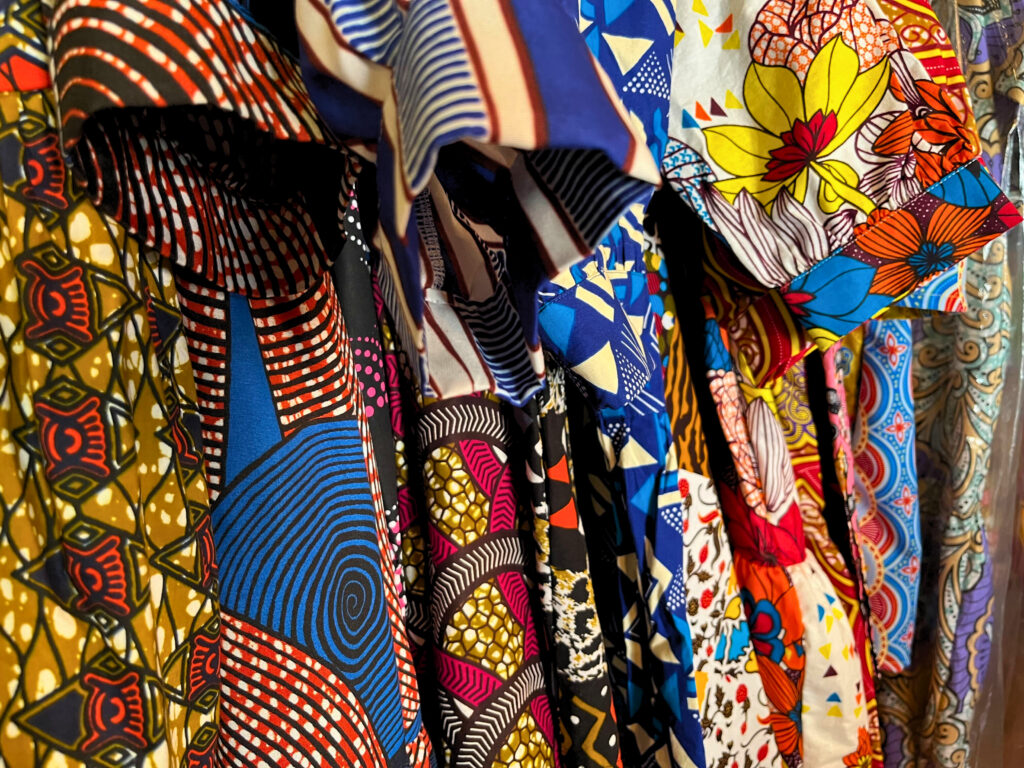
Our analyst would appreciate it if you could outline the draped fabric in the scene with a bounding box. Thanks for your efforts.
[0,0,1022,766]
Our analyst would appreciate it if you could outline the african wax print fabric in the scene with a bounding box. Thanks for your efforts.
[666,0,1020,347]
[649,217,779,768]
[414,393,556,768]
[0,81,220,765]
[850,319,922,675]
[567,393,672,768]
[774,358,883,767]
[46,1,434,765]
[876,240,1009,768]
[537,214,705,768]
[866,3,1019,764]
[693,288,874,768]
[297,0,663,406]
[517,365,623,768]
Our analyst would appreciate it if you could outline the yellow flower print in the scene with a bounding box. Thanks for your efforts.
[703,36,890,214]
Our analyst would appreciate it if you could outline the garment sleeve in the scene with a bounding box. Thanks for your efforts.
[664,0,1021,348]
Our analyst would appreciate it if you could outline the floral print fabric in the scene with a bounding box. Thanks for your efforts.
[667,0,1020,346]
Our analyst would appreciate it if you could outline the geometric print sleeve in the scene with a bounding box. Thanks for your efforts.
[665,0,1021,348]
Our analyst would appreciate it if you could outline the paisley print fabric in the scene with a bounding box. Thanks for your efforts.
[877,241,1008,768]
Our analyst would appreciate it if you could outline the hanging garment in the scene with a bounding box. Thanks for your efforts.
[650,229,780,768]
[665,0,1019,347]
[517,365,624,768]
[538,210,705,767]
[47,1,434,764]
[850,319,922,674]
[775,358,884,767]
[413,393,557,768]
[297,0,662,405]
[0,6,221,762]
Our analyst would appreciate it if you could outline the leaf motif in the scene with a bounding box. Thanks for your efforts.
[830,56,891,151]
[805,36,859,122]
[746,398,800,520]
[811,159,875,214]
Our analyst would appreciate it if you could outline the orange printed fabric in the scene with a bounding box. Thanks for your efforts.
[664,0,1021,349]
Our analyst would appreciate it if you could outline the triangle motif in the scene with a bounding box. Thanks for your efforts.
[699,19,713,47]
[602,33,654,75]
[550,501,579,530]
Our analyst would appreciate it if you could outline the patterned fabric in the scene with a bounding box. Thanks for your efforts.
[775,359,883,767]
[415,394,556,768]
[876,239,1008,768]
[698,312,808,766]
[667,0,1020,347]
[298,0,662,405]
[699,300,873,768]
[0,83,220,765]
[651,220,779,768]
[851,319,922,674]
[46,1,434,764]
[179,250,431,766]
[567,392,675,768]
[537,219,705,767]
[519,366,623,768]
[4,1,1023,767]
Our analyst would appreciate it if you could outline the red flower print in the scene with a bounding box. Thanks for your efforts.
[65,533,133,617]
[736,684,748,703]
[892,484,917,517]
[856,204,992,296]
[678,477,690,498]
[21,258,94,347]
[884,410,910,444]
[36,395,110,481]
[882,331,907,367]
[80,669,148,752]
[765,111,838,182]
[700,589,714,609]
